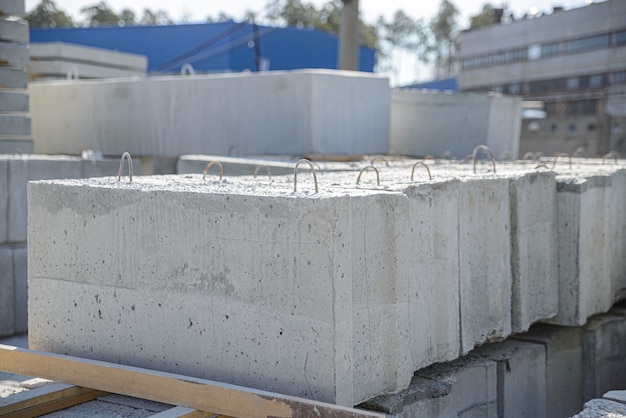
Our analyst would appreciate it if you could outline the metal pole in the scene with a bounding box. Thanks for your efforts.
[338,0,360,71]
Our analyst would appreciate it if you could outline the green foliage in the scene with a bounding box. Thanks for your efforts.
[470,4,496,29]
[26,0,74,28]
[80,1,120,26]
[430,0,460,78]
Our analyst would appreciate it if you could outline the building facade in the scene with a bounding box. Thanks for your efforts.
[458,0,626,156]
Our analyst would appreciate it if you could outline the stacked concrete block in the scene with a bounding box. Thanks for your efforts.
[29,70,390,157]
[582,307,626,401]
[0,154,138,337]
[0,0,32,154]
[390,89,522,159]
[608,169,626,302]
[514,324,584,418]
[29,42,147,80]
[550,174,613,326]
[177,155,297,177]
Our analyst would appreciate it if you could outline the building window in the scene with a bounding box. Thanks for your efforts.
[589,74,604,88]
[568,124,577,132]
[541,42,560,57]
[612,71,626,85]
[528,44,541,60]
[567,34,610,53]
[615,30,626,45]
[508,83,521,95]
[566,77,580,90]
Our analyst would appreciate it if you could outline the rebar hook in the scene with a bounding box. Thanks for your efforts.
[411,161,432,181]
[472,145,496,174]
[253,165,271,180]
[293,159,319,193]
[203,161,223,180]
[117,152,133,182]
[356,165,380,185]
[551,152,572,170]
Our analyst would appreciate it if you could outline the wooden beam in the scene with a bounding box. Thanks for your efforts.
[0,345,384,418]
[151,406,228,417]
[0,382,108,417]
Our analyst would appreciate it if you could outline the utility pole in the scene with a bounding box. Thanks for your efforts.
[338,0,360,71]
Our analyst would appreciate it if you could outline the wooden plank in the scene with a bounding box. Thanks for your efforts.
[0,345,384,418]
[0,382,108,417]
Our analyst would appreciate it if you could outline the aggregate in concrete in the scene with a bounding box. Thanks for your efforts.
[0,18,28,43]
[571,399,626,418]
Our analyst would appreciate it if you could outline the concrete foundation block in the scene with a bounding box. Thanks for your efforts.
[29,70,390,157]
[572,398,626,417]
[0,137,32,153]
[476,339,547,418]
[28,178,417,406]
[509,171,558,332]
[608,169,626,302]
[458,177,512,353]
[0,67,27,88]
[360,353,498,418]
[8,156,82,243]
[0,1,25,17]
[0,42,28,67]
[30,42,147,72]
[514,324,583,418]
[582,312,626,401]
[0,91,28,112]
[390,90,521,159]
[404,181,461,368]
[0,158,7,242]
[550,175,612,326]
[0,18,28,43]
[0,245,14,337]
[0,114,30,136]
[13,244,26,333]
[177,155,296,177]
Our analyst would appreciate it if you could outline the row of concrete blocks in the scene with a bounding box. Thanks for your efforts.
[360,303,626,418]
[26,159,626,407]
[0,2,31,152]
[0,155,141,337]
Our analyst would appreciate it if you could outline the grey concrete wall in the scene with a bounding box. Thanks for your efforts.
[390,90,521,159]
[29,70,390,158]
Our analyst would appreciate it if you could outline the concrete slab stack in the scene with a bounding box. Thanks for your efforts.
[29,42,147,80]
[0,0,32,154]
[0,154,139,338]
[29,70,390,157]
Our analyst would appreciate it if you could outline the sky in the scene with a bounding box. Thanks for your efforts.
[25,0,596,84]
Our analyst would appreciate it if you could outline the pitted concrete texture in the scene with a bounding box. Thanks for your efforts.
[475,339,547,418]
[514,324,583,418]
[0,18,28,43]
[29,70,390,157]
[583,311,626,401]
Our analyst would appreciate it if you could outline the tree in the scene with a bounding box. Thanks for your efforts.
[470,4,496,28]
[430,0,460,78]
[119,9,136,26]
[139,9,173,26]
[26,0,74,28]
[80,2,120,26]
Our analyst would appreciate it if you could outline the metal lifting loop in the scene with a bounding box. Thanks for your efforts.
[293,159,319,193]
[117,152,133,182]
[203,161,223,181]
[602,151,620,164]
[356,165,380,185]
[253,165,271,180]
[551,152,572,170]
[411,161,432,181]
[472,145,497,174]
[370,157,390,167]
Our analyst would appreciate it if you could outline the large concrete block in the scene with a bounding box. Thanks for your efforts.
[390,90,521,159]
[28,177,414,406]
[509,171,558,332]
[0,158,7,242]
[0,42,28,67]
[0,1,25,17]
[30,42,147,72]
[571,398,626,418]
[0,18,28,43]
[29,60,146,80]
[360,354,498,418]
[514,324,583,418]
[0,91,28,112]
[457,177,512,353]
[29,70,390,157]
[0,67,27,88]
[0,245,14,337]
[177,155,296,177]
[550,175,613,326]
[13,244,26,333]
[476,339,547,418]
[608,169,626,302]
[0,137,32,153]
[7,156,82,243]
[0,114,30,135]
[582,311,626,401]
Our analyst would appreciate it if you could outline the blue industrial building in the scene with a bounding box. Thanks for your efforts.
[30,22,376,75]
